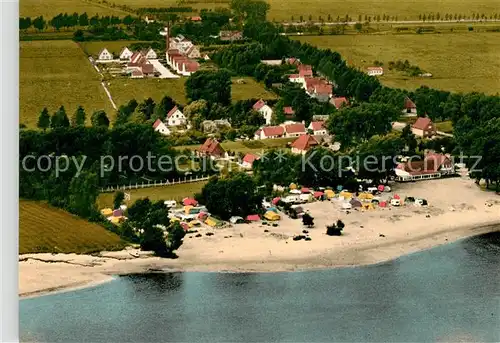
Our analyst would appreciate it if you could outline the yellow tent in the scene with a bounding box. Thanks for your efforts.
[205,217,223,227]
[264,211,280,221]
[109,216,121,224]
[188,220,201,228]
[170,217,180,222]
[289,183,297,190]
[363,203,375,210]
[339,191,352,199]
[359,193,374,200]
[325,189,335,199]
[184,205,193,214]
[100,208,113,217]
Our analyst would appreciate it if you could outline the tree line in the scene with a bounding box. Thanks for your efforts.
[19,13,139,32]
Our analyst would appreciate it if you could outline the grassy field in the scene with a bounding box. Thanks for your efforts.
[20,40,113,127]
[435,120,454,133]
[20,200,126,254]
[97,181,208,208]
[175,137,295,153]
[107,76,276,107]
[293,33,500,94]
[20,0,131,17]
[79,41,153,57]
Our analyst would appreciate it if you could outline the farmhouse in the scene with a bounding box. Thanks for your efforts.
[298,64,313,78]
[153,119,171,136]
[330,96,349,109]
[166,106,186,126]
[119,47,133,61]
[291,134,319,155]
[141,48,158,60]
[412,117,436,138]
[219,30,244,41]
[284,122,306,137]
[254,126,285,140]
[283,106,295,119]
[367,67,384,76]
[311,84,333,102]
[402,97,417,116]
[199,138,226,159]
[308,121,327,135]
[98,48,113,61]
[253,99,274,125]
[241,153,260,169]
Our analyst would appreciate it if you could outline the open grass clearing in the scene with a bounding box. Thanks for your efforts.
[19,200,126,254]
[20,40,113,127]
[435,120,454,133]
[97,181,208,208]
[293,33,500,94]
[20,0,130,17]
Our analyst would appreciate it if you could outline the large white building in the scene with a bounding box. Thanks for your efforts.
[252,99,274,125]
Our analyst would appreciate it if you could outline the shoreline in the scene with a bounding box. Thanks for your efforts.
[19,178,500,299]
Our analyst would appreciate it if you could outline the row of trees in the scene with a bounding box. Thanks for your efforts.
[419,13,499,21]
[37,106,109,130]
[20,13,138,31]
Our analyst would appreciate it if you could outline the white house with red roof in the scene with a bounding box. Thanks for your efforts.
[330,96,349,110]
[254,126,285,140]
[367,67,384,76]
[283,122,307,137]
[403,96,417,116]
[412,117,436,138]
[291,134,319,155]
[97,48,113,61]
[298,64,313,78]
[283,106,295,119]
[253,99,274,125]
[119,47,133,61]
[153,119,171,136]
[141,48,158,60]
[166,106,186,126]
[241,153,260,169]
[308,121,327,135]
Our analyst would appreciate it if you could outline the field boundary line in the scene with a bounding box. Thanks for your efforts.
[101,175,210,193]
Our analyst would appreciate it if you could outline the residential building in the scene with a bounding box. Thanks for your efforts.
[131,69,144,79]
[367,67,384,76]
[241,153,260,169]
[308,121,327,135]
[166,106,186,126]
[254,126,285,140]
[153,119,171,136]
[412,117,436,138]
[330,96,349,110]
[402,97,417,116]
[185,45,201,59]
[284,122,306,137]
[311,84,333,102]
[253,99,274,125]
[395,152,454,181]
[219,30,244,41]
[97,48,113,61]
[166,49,199,76]
[298,64,313,78]
[285,57,300,65]
[261,60,283,66]
[283,106,295,120]
[141,48,158,60]
[199,138,226,159]
[141,63,155,77]
[288,74,303,85]
[291,134,319,154]
[119,47,133,61]
[190,16,202,21]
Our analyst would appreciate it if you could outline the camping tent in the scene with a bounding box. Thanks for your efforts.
[183,198,198,206]
[100,208,113,217]
[205,217,222,227]
[358,193,374,201]
[267,207,279,213]
[113,209,123,217]
[378,185,385,192]
[393,194,400,200]
[363,203,375,210]
[379,201,388,208]
[340,191,352,199]
[246,214,260,222]
[272,197,281,205]
[337,185,344,191]
[289,183,297,190]
[197,212,208,220]
[314,191,324,199]
[109,216,122,224]
[301,187,311,194]
[291,206,304,214]
[180,222,189,231]
[264,211,280,221]
[341,202,352,210]
[290,189,301,194]
[350,198,362,208]
[184,205,193,214]
[230,216,244,224]
[325,189,335,199]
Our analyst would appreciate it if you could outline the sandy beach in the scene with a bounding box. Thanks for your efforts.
[19,177,500,298]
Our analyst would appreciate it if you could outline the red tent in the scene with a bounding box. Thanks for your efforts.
[313,191,324,198]
[246,214,260,221]
[393,194,400,200]
[301,187,310,193]
[183,198,198,206]
[272,197,281,205]
[379,201,388,208]
[180,222,189,231]
[377,185,385,192]
[197,212,208,220]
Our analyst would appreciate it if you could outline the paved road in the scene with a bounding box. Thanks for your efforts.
[282,19,500,26]
[149,59,180,79]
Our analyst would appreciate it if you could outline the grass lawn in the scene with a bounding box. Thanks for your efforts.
[106,76,276,108]
[97,181,208,208]
[293,33,500,94]
[175,137,295,154]
[19,200,126,254]
[79,41,153,57]
[20,0,131,17]
[435,120,454,133]
[20,40,113,127]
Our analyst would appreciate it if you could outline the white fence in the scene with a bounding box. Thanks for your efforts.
[101,175,210,193]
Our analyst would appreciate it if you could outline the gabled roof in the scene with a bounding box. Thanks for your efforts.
[243,153,259,164]
[424,152,452,171]
[253,99,266,111]
[330,96,349,109]
[315,84,333,96]
[167,106,181,118]
[288,74,300,80]
[184,61,199,72]
[190,16,202,21]
[412,117,433,130]
[131,69,143,77]
[98,48,111,56]
[283,106,294,115]
[309,121,325,131]
[367,67,384,71]
[285,123,306,134]
[153,119,164,129]
[199,138,225,156]
[262,126,285,137]
[291,134,319,151]
[404,96,417,109]
[119,47,132,55]
[141,63,154,74]
[298,64,313,77]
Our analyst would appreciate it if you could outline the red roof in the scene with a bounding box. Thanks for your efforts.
[141,63,154,74]
[183,198,198,206]
[298,64,313,77]
[131,69,143,77]
[167,106,180,118]
[287,57,300,65]
[331,97,349,109]
[253,99,266,111]
[404,97,416,109]
[310,121,325,131]
[285,123,306,134]
[288,74,300,80]
[424,152,452,171]
[367,67,383,71]
[262,126,285,137]
[313,191,324,198]
[246,214,260,221]
[190,16,202,21]
[412,117,433,130]
[184,61,199,72]
[243,153,259,164]
[283,106,295,115]
[153,119,163,129]
[315,84,333,96]
[301,187,310,193]
[291,134,319,151]
[304,77,323,90]
[199,138,225,157]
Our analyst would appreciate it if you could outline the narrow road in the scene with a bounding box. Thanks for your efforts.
[148,59,180,79]
[282,18,500,26]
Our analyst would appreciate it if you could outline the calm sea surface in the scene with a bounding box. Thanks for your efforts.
[20,231,500,342]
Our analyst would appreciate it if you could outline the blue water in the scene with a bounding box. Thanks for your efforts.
[20,231,500,342]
